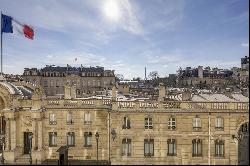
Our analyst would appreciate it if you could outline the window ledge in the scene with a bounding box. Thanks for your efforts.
[192,155,203,157]
[84,146,93,149]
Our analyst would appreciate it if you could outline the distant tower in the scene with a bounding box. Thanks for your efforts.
[145,67,147,81]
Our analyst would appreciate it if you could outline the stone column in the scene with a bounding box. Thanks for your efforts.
[37,120,43,150]
[5,119,10,151]
[32,119,38,150]
[10,119,16,150]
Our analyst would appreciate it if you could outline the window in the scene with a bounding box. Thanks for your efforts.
[49,114,57,125]
[76,89,81,95]
[193,115,201,130]
[66,113,73,124]
[167,139,177,156]
[84,112,92,125]
[192,139,202,156]
[144,139,154,157]
[215,140,224,157]
[122,138,132,156]
[50,80,54,87]
[168,116,176,130]
[97,80,101,87]
[84,132,92,147]
[122,116,131,129]
[56,80,59,87]
[241,123,249,133]
[67,132,75,147]
[44,80,48,87]
[145,117,153,129]
[215,116,224,130]
[49,132,57,147]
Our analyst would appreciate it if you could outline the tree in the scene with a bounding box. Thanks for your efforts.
[132,77,142,81]
[115,74,124,81]
[148,71,160,87]
[148,71,159,80]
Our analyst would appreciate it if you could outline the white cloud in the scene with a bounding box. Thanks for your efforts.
[241,43,249,47]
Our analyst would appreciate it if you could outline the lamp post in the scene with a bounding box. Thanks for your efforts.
[0,132,5,164]
[232,133,243,142]
[95,132,99,161]
[111,129,116,141]
[29,133,33,165]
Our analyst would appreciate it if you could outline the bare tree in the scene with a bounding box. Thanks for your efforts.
[115,74,124,81]
[148,71,159,80]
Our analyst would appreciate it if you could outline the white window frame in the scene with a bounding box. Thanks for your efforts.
[49,132,57,147]
[67,132,75,147]
[167,139,177,156]
[215,116,224,130]
[49,113,57,125]
[66,113,73,124]
[168,117,176,130]
[84,112,92,125]
[145,117,153,129]
[84,132,92,147]
[122,138,132,157]
[193,115,201,130]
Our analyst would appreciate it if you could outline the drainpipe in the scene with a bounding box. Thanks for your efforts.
[208,112,211,165]
[108,108,111,165]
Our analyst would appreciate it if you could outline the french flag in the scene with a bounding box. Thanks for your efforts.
[1,14,34,40]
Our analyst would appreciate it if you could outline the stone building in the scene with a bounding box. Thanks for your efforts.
[22,65,115,97]
[0,81,249,165]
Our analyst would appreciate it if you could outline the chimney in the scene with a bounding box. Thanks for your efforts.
[198,66,203,78]
[158,83,166,102]
[112,86,117,101]
[182,89,192,101]
[123,84,130,96]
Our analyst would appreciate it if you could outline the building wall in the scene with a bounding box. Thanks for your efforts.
[24,75,115,96]
[0,87,249,165]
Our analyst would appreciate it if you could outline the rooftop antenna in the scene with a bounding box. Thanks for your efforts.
[145,66,147,81]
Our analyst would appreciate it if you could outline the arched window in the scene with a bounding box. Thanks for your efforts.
[215,139,224,157]
[122,138,132,156]
[84,132,92,147]
[192,139,202,156]
[167,139,177,156]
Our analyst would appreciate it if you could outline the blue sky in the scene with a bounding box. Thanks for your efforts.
[0,0,249,79]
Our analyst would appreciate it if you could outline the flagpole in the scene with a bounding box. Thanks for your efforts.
[0,11,3,77]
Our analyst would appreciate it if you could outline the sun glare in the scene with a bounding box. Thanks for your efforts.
[103,0,121,22]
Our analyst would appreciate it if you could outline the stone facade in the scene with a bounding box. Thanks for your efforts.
[22,65,115,97]
[0,82,249,165]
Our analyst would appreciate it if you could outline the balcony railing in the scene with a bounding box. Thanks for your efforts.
[44,99,249,111]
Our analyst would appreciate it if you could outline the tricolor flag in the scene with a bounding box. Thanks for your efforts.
[1,14,34,40]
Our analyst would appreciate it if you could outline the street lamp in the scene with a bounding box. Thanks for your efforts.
[29,133,33,165]
[111,129,116,141]
[95,132,99,160]
[232,133,243,142]
[0,132,5,164]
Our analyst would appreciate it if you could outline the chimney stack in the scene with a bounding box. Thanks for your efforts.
[158,83,166,102]
[198,66,203,78]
